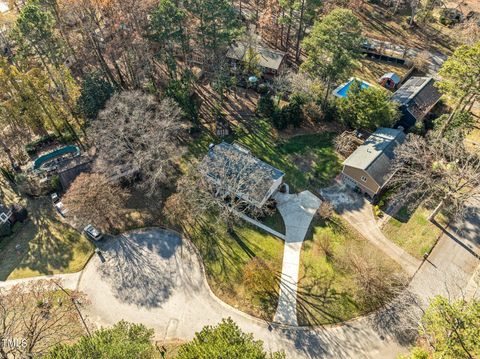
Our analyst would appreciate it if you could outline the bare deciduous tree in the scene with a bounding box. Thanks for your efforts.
[316,201,334,220]
[0,280,87,358]
[272,69,317,98]
[174,144,275,232]
[390,133,480,222]
[333,131,362,157]
[412,50,431,72]
[63,172,129,231]
[337,244,407,311]
[90,91,184,193]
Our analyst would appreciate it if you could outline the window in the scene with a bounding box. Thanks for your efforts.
[361,176,367,182]
[0,213,8,222]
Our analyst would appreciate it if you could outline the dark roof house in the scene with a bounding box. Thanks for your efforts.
[203,142,284,207]
[391,77,441,129]
[226,42,286,77]
[341,128,405,198]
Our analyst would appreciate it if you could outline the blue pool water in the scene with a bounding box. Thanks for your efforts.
[335,79,371,98]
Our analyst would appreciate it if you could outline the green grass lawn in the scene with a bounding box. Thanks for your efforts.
[0,197,94,280]
[235,120,342,191]
[382,206,447,260]
[187,217,284,320]
[260,209,285,234]
[297,216,405,326]
[185,119,342,192]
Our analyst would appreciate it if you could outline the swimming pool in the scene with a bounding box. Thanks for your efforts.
[32,145,81,171]
[333,78,371,98]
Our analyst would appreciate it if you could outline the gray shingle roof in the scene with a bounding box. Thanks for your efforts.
[203,142,284,206]
[392,77,441,122]
[226,42,286,71]
[343,128,405,186]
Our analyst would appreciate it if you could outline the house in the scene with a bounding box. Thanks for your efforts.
[341,128,405,199]
[203,142,284,208]
[392,77,441,129]
[226,42,286,78]
[378,72,401,90]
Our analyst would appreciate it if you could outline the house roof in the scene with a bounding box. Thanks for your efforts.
[392,77,441,120]
[343,128,405,186]
[203,142,284,206]
[226,42,286,71]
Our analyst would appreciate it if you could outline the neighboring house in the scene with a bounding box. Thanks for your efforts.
[392,77,441,129]
[226,42,286,78]
[203,142,284,208]
[341,128,405,199]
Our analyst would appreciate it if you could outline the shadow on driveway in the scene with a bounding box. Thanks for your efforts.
[97,229,181,308]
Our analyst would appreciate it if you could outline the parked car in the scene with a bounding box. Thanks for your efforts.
[55,201,69,217]
[51,192,60,203]
[84,224,103,241]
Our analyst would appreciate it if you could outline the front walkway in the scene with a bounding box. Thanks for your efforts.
[273,191,322,326]
[320,183,421,276]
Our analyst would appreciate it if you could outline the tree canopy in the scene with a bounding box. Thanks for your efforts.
[177,318,285,359]
[46,321,155,359]
[403,296,480,359]
[336,81,400,131]
[89,91,184,193]
[301,9,363,106]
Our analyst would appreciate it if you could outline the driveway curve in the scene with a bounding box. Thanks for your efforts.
[78,228,414,358]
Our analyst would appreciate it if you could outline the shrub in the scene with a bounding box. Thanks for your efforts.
[25,134,58,156]
[50,175,62,192]
[256,95,276,118]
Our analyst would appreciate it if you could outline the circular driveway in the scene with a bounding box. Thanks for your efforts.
[78,228,410,358]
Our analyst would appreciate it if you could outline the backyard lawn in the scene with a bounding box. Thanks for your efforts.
[235,120,342,191]
[297,216,405,326]
[187,217,284,320]
[0,196,94,280]
[382,206,447,260]
[353,58,410,87]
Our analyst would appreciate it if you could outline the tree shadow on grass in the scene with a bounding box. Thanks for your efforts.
[0,198,91,280]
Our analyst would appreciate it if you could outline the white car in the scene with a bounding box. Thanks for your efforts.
[51,192,59,203]
[55,201,69,217]
[84,224,103,241]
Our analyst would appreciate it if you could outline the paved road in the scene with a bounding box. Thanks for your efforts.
[78,228,411,358]
[273,191,321,326]
[320,184,421,276]
[76,223,478,359]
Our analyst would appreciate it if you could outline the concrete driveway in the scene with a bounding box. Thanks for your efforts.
[320,183,421,276]
[273,191,321,326]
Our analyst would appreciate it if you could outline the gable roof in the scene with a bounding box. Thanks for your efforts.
[203,142,284,206]
[343,128,405,186]
[226,42,286,71]
[392,77,441,121]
